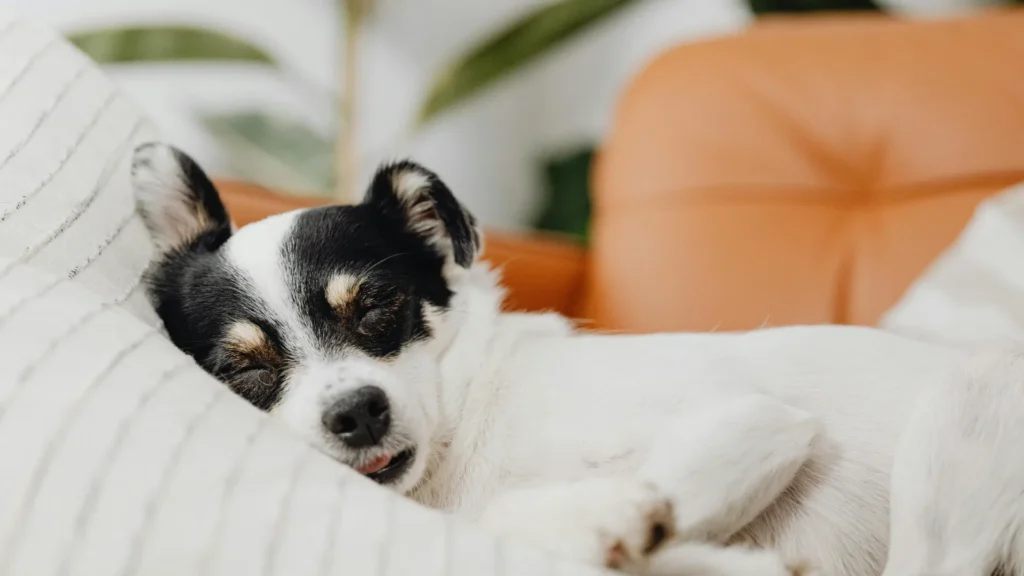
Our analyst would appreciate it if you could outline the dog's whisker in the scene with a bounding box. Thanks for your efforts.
[361,252,412,276]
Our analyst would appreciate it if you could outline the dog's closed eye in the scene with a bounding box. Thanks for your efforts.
[229,366,281,410]
[356,290,406,334]
[358,305,389,334]
[237,366,277,387]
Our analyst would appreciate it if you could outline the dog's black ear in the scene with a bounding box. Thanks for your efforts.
[131,142,232,257]
[363,160,481,268]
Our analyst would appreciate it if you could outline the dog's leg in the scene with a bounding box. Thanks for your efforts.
[479,479,814,575]
[637,395,819,544]
[479,395,818,573]
[882,349,1024,576]
[479,477,675,571]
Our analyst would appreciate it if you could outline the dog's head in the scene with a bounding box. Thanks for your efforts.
[131,143,482,493]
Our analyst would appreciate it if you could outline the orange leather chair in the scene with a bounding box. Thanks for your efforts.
[219,8,1024,334]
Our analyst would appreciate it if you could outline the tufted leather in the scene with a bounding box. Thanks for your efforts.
[583,8,1024,332]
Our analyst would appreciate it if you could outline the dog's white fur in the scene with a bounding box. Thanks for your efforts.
[135,147,1024,576]
[251,230,1024,575]
[410,265,1024,576]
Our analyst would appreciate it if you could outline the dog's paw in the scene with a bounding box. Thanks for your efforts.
[586,478,675,568]
[479,477,674,570]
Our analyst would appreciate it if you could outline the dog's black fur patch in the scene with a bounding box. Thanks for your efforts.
[146,247,290,410]
[283,203,452,360]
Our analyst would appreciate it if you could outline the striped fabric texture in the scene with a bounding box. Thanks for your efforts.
[881,181,1024,345]
[0,16,607,576]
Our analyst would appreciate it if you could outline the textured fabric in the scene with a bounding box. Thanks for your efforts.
[585,9,1024,332]
[880,181,1024,345]
[0,17,605,576]
[0,17,159,326]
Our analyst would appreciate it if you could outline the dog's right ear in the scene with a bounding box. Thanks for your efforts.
[363,160,481,269]
[131,142,232,257]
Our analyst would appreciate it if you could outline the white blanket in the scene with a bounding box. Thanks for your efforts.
[881,182,1024,345]
[0,16,605,576]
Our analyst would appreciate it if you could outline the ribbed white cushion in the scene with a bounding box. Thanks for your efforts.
[881,181,1024,345]
[0,16,607,576]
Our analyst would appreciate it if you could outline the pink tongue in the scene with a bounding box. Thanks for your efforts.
[358,454,392,475]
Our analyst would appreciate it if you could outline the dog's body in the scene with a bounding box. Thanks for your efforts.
[392,264,1021,576]
[131,143,1024,576]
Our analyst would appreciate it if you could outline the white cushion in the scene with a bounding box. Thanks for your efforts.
[881,181,1024,345]
[0,16,606,576]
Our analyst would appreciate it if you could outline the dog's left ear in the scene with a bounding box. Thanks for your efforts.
[131,142,233,257]
[364,161,482,268]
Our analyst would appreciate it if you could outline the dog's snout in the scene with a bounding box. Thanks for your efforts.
[322,385,391,448]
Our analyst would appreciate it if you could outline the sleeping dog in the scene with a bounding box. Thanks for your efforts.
[130,142,1024,576]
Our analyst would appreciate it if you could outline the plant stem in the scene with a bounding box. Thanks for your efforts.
[337,0,369,204]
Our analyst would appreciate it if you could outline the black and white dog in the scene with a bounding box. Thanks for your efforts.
[131,142,1024,576]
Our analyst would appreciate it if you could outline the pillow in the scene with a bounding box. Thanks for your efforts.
[0,16,606,576]
[880,181,1024,345]
[0,16,160,327]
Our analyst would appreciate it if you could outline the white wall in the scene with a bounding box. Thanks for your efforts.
[4,0,999,228]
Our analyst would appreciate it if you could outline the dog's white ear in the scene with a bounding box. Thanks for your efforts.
[131,142,232,257]
[363,160,482,268]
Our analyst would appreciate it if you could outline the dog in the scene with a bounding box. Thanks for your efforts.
[130,141,1024,576]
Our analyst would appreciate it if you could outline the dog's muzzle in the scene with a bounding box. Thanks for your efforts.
[320,384,416,485]
[322,385,391,448]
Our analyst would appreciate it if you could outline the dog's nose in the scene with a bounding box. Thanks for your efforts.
[322,385,391,448]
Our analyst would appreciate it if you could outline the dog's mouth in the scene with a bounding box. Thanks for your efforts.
[357,448,415,484]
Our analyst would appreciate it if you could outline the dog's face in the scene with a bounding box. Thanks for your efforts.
[131,143,481,493]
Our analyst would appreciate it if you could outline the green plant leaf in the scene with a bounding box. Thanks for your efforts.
[418,0,639,125]
[534,145,594,243]
[202,111,335,195]
[748,0,882,13]
[67,25,276,65]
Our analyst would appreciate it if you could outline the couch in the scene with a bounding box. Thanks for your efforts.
[220,7,1024,333]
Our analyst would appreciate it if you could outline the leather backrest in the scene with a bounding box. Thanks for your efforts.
[583,9,1024,332]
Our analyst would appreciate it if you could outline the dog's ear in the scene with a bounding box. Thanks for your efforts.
[131,142,232,257]
[363,160,482,268]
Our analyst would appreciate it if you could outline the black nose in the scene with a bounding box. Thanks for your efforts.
[322,386,391,448]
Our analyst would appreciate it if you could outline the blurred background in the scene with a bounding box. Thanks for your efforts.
[7,0,1019,239]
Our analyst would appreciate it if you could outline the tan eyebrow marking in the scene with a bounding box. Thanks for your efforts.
[223,320,268,354]
[325,274,361,310]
